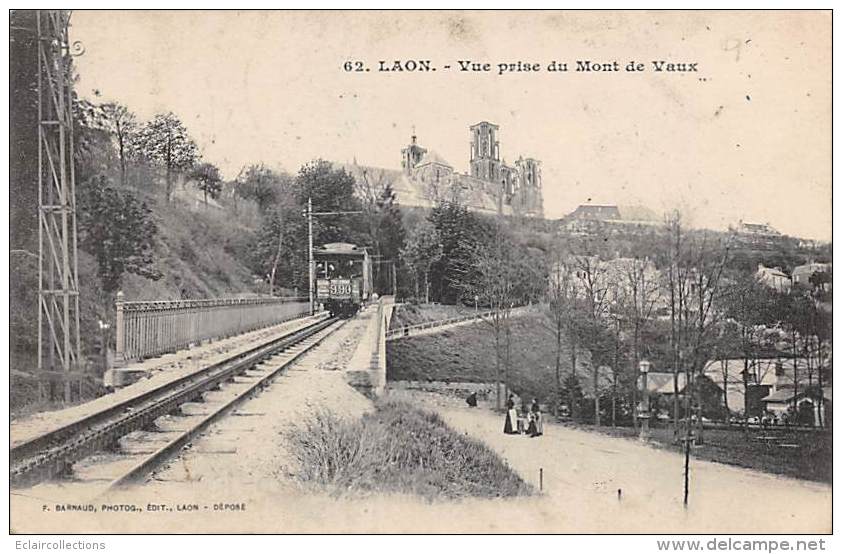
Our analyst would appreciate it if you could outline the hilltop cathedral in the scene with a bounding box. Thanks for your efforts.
[346,121,544,217]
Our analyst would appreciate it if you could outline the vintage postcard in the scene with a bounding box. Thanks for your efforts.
[8,10,831,535]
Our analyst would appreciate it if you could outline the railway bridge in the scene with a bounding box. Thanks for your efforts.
[10,295,394,492]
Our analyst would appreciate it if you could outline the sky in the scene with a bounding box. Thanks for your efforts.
[70,10,831,240]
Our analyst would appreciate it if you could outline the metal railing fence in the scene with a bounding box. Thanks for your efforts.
[384,305,537,341]
[115,292,310,362]
[385,309,497,340]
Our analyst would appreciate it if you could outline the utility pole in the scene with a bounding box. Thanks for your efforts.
[639,359,651,440]
[307,197,314,314]
[683,430,691,506]
[391,260,397,296]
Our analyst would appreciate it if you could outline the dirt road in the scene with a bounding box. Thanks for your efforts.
[11,378,831,533]
[406,392,832,533]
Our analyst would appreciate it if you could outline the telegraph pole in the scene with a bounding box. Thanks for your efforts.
[392,260,397,296]
[639,359,651,440]
[307,197,314,314]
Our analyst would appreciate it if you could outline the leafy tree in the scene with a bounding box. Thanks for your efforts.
[401,219,442,302]
[294,160,364,245]
[131,112,199,201]
[456,222,542,409]
[561,373,585,419]
[77,176,162,293]
[234,164,291,212]
[372,183,406,293]
[10,10,38,253]
[189,162,223,205]
[427,201,488,304]
[352,168,406,293]
[809,269,832,302]
[251,200,308,295]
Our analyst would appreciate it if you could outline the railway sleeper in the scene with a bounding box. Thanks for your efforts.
[11,317,339,489]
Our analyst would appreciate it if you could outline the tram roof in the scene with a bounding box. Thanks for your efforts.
[314,242,368,256]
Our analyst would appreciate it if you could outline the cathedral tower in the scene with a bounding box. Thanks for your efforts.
[401,127,427,175]
[515,157,543,216]
[470,121,501,181]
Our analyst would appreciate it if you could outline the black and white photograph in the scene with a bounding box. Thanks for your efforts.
[7,9,833,536]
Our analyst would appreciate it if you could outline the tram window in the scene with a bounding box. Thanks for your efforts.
[316,261,339,278]
[317,258,362,278]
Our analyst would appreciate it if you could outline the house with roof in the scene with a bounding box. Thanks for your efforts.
[730,221,786,249]
[762,386,831,427]
[792,262,832,291]
[737,221,781,237]
[642,371,727,420]
[756,264,792,292]
[704,356,831,420]
[559,204,662,235]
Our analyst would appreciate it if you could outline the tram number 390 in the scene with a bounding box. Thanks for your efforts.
[330,281,351,296]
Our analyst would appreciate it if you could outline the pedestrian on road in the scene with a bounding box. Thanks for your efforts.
[503,394,518,434]
[527,398,543,437]
[466,391,478,407]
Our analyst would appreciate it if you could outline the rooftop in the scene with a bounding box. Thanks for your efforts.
[416,150,452,168]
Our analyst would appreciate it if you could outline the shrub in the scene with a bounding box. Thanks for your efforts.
[288,400,532,499]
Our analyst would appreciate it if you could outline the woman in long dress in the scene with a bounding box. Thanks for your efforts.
[503,394,518,434]
[527,398,543,437]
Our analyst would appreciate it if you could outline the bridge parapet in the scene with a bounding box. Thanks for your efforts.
[115,292,309,363]
[345,296,393,397]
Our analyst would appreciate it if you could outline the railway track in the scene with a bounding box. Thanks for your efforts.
[10,315,344,490]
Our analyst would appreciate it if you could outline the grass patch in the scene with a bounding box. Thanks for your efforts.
[288,400,532,499]
[389,303,474,329]
[387,311,572,403]
[566,423,832,484]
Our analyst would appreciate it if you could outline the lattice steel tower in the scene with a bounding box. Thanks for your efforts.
[36,10,82,400]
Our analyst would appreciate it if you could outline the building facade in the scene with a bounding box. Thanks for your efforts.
[756,263,792,293]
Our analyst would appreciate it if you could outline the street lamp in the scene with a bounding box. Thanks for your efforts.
[98,319,111,374]
[639,359,651,440]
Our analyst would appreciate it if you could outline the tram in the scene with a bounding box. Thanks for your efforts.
[313,242,372,317]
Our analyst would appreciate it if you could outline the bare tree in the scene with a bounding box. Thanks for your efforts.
[543,250,580,417]
[570,255,612,425]
[99,102,137,187]
[663,211,731,443]
[617,257,661,429]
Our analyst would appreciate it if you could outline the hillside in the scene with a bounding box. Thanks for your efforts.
[386,310,597,404]
[10,181,265,410]
[120,187,260,300]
